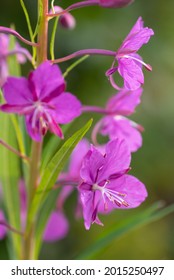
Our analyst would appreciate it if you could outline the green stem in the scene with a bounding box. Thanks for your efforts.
[50,16,59,61]
[63,55,89,78]
[37,0,49,64]
[23,0,49,260]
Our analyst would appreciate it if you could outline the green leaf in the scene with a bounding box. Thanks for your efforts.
[0,113,21,259]
[34,188,60,259]
[0,34,25,259]
[27,119,93,230]
[41,124,71,171]
[77,202,174,259]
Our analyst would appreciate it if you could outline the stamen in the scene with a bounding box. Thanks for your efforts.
[104,187,129,208]
[40,117,48,136]
[92,181,129,209]
[121,54,152,71]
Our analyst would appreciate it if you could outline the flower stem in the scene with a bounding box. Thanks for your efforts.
[48,0,99,18]
[36,0,49,64]
[82,105,109,115]
[0,138,30,161]
[23,0,49,260]
[52,49,116,64]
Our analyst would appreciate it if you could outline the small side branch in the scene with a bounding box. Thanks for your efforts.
[0,221,23,236]
[0,138,30,161]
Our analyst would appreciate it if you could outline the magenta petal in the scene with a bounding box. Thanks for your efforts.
[98,139,131,183]
[106,88,142,116]
[51,92,81,124]
[98,174,147,213]
[109,174,147,209]
[124,17,144,41]
[118,58,144,90]
[25,114,42,142]
[101,117,142,152]
[80,146,105,184]
[43,211,69,242]
[3,77,32,104]
[69,139,90,178]
[79,183,101,230]
[49,118,63,139]
[121,17,154,52]
[0,104,33,114]
[0,210,7,239]
[28,62,65,101]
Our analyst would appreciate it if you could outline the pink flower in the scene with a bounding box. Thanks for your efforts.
[0,34,31,87]
[106,17,154,90]
[43,211,69,242]
[79,139,147,230]
[95,88,143,152]
[0,61,81,141]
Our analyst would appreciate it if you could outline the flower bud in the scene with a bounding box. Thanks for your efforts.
[51,6,76,29]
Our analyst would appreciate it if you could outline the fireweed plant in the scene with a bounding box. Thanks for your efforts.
[0,0,173,260]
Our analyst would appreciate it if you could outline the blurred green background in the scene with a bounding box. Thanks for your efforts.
[0,0,174,259]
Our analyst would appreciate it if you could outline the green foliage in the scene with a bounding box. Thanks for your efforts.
[34,188,60,259]
[0,35,24,259]
[0,114,21,259]
[77,202,174,259]
[27,119,93,234]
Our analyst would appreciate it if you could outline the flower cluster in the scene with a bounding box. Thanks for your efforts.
[0,0,154,246]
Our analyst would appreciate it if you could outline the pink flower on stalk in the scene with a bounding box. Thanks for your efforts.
[0,34,31,87]
[106,17,154,90]
[91,88,143,152]
[79,139,147,230]
[0,61,81,141]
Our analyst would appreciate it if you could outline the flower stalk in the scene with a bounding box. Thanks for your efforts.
[23,0,49,260]
[52,49,116,63]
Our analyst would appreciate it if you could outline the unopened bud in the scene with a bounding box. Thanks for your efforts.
[50,6,76,29]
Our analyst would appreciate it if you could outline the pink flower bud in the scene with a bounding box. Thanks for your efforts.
[50,6,76,29]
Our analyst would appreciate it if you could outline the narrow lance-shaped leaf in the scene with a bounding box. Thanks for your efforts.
[34,188,60,259]
[41,124,71,171]
[27,119,93,231]
[77,202,174,259]
[0,34,23,259]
